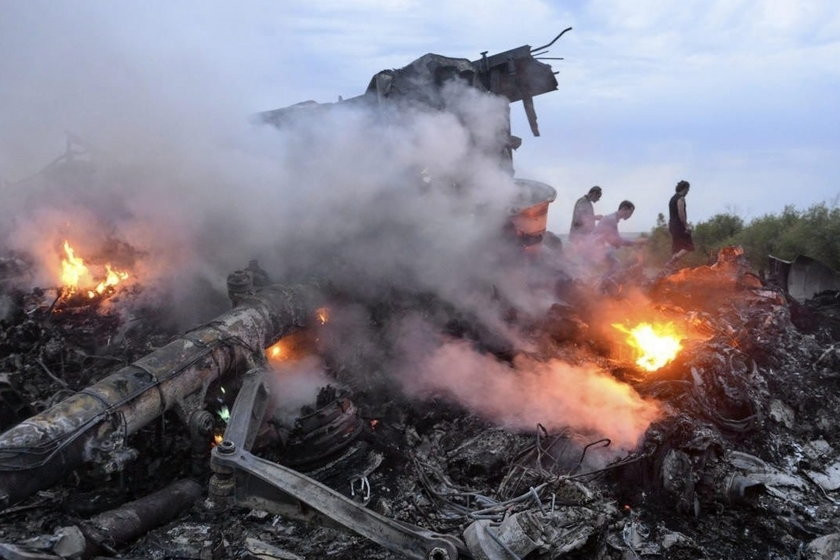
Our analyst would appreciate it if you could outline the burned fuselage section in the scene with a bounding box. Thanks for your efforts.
[259,31,567,175]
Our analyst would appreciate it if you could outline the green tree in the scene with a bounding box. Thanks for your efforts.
[732,206,800,273]
[690,213,744,263]
[643,212,671,265]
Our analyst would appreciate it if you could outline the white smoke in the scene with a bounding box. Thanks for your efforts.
[0,5,660,447]
[266,356,334,426]
[393,313,660,448]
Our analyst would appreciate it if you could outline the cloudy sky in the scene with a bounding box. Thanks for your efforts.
[1,0,839,234]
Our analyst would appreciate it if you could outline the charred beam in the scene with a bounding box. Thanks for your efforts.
[82,479,202,553]
[0,284,321,507]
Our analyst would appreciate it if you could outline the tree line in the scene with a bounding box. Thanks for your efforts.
[643,202,840,274]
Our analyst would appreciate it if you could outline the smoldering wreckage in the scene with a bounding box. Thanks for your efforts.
[1,33,840,560]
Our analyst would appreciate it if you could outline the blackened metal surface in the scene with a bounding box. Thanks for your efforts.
[0,284,320,507]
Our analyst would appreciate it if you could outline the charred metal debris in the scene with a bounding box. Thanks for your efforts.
[2,239,840,560]
[2,35,840,560]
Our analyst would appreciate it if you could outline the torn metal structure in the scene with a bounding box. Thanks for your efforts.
[768,254,840,303]
[210,368,464,560]
[0,283,321,507]
[259,29,571,170]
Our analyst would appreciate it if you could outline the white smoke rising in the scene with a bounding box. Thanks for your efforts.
[1,5,660,447]
[393,314,661,448]
[0,12,523,324]
[266,356,334,426]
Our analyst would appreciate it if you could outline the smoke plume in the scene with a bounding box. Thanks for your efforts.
[1,5,660,447]
[392,314,660,448]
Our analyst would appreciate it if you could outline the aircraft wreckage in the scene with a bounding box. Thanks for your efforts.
[2,31,840,560]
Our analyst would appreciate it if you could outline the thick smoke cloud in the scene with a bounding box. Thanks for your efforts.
[0,4,659,447]
[392,314,660,449]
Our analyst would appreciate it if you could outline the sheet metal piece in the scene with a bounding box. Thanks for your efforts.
[786,255,840,303]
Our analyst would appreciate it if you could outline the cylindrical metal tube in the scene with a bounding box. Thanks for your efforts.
[87,478,203,548]
[0,284,320,507]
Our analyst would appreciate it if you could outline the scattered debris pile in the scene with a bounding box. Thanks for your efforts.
[2,33,839,560]
[0,243,838,560]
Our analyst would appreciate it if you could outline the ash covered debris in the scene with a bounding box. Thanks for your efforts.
[3,241,840,559]
[1,35,839,560]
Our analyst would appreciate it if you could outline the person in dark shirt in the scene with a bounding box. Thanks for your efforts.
[569,186,603,243]
[665,180,694,269]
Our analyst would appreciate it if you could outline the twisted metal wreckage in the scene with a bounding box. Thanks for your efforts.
[2,30,840,560]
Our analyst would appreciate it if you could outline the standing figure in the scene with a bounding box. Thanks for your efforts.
[593,200,640,250]
[593,200,644,277]
[569,186,603,243]
[665,180,694,269]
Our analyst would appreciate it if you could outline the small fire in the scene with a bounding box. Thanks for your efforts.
[267,340,286,362]
[613,322,684,371]
[316,307,329,325]
[266,332,312,365]
[212,434,224,447]
[59,240,129,298]
[91,264,129,297]
[60,240,90,290]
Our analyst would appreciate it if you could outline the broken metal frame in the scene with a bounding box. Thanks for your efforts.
[210,367,464,560]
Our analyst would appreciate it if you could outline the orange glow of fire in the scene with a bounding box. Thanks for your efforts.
[316,307,329,325]
[90,264,130,297]
[212,434,224,447]
[266,340,286,363]
[613,322,684,371]
[60,241,89,290]
[60,240,129,298]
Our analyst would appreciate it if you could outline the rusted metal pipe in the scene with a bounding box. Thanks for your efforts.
[0,284,320,507]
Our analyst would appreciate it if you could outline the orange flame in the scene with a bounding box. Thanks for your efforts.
[316,307,329,325]
[266,340,287,363]
[60,240,129,298]
[60,240,90,291]
[91,264,130,297]
[212,434,224,447]
[613,322,683,371]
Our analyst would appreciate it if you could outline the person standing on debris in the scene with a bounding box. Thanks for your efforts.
[664,180,694,269]
[569,186,603,243]
[593,200,642,250]
[593,200,645,278]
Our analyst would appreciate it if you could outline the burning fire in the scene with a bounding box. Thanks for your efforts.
[93,264,130,297]
[266,331,314,365]
[60,240,88,289]
[267,340,287,362]
[316,307,329,325]
[60,240,129,298]
[613,322,684,371]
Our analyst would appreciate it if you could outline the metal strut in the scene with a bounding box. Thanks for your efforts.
[210,367,463,560]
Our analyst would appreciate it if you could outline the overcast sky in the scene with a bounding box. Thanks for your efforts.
[2,0,839,233]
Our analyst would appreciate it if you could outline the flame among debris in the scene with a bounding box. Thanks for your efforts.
[267,340,287,363]
[316,307,329,325]
[613,322,684,371]
[59,240,129,298]
[266,331,315,366]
